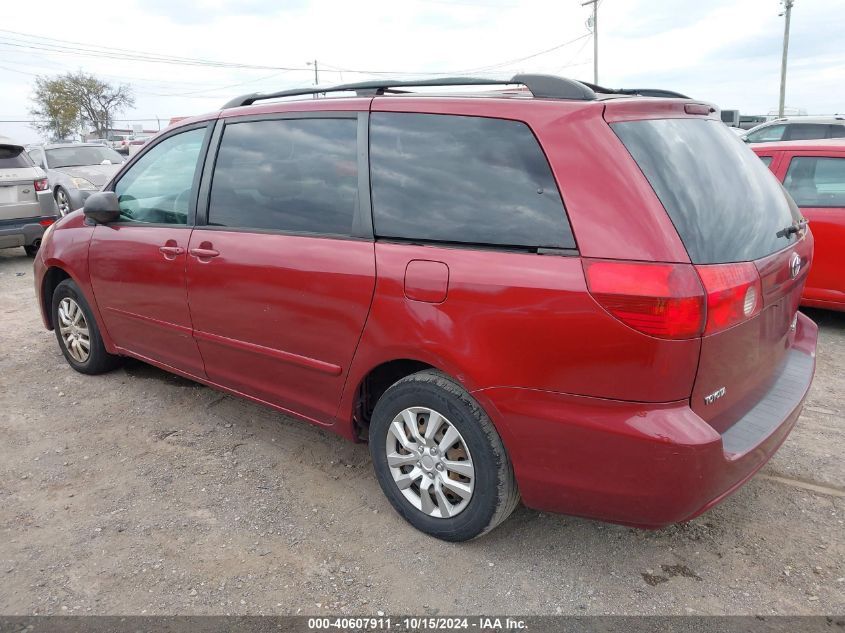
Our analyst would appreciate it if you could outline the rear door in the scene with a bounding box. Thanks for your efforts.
[613,118,810,433]
[186,113,375,425]
[89,124,211,376]
[778,151,845,305]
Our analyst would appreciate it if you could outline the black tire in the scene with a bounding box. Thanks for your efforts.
[51,279,122,374]
[23,243,39,257]
[369,370,519,541]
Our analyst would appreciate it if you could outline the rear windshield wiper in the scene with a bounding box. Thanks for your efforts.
[776,218,808,239]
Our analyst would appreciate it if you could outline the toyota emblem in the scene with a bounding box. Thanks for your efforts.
[789,253,801,279]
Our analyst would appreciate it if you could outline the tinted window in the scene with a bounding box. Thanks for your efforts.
[759,155,774,168]
[746,124,785,143]
[784,157,845,208]
[45,145,124,168]
[613,118,800,264]
[786,123,829,141]
[0,145,32,169]
[828,125,845,139]
[208,118,358,235]
[115,127,206,225]
[369,112,574,249]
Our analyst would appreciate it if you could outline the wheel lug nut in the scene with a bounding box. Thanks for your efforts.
[430,447,438,455]
[436,463,444,471]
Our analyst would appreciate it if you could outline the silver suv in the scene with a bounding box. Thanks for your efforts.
[0,137,58,256]
[743,116,845,143]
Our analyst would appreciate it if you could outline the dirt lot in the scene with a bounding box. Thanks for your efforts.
[0,247,843,616]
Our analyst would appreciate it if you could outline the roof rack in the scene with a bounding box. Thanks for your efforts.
[221,73,688,109]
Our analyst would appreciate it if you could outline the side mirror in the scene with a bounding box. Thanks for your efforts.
[83,191,121,224]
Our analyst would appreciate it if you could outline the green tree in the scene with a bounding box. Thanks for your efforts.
[30,72,135,141]
[29,76,79,141]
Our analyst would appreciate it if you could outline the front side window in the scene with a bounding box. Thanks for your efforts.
[369,112,575,250]
[784,156,845,208]
[746,124,786,143]
[208,118,359,235]
[114,127,206,225]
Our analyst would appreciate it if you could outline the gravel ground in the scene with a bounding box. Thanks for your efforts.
[0,247,843,616]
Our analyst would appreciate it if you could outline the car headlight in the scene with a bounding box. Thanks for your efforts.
[71,177,97,191]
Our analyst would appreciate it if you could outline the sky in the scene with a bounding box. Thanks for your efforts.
[1,0,844,144]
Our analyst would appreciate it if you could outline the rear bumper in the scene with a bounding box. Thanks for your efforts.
[0,215,57,249]
[474,312,818,528]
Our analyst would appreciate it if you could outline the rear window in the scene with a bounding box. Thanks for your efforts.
[369,112,575,250]
[0,145,32,169]
[612,118,800,264]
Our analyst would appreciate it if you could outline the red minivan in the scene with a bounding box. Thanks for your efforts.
[753,139,845,311]
[33,75,817,541]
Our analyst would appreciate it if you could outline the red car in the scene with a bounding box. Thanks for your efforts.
[33,75,817,541]
[753,139,845,311]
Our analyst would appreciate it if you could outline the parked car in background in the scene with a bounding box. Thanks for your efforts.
[33,75,817,541]
[742,116,845,143]
[27,143,125,216]
[107,135,133,154]
[754,139,845,311]
[0,136,58,256]
[128,136,152,156]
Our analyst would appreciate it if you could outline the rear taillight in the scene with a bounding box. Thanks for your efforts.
[695,263,762,335]
[39,219,55,227]
[583,259,706,339]
[33,178,49,192]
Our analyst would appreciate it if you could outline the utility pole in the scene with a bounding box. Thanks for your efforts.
[307,60,319,98]
[582,0,598,84]
[778,0,794,117]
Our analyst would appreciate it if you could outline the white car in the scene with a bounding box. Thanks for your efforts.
[0,137,58,256]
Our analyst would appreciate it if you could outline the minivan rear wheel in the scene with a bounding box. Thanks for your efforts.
[369,370,519,541]
[52,279,122,374]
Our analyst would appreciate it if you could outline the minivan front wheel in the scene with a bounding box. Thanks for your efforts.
[369,370,519,541]
[51,279,121,374]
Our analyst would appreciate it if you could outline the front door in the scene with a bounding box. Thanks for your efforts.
[186,114,375,424]
[89,125,210,376]
[777,151,845,306]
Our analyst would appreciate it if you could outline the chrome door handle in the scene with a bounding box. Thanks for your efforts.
[189,247,220,259]
[158,245,184,257]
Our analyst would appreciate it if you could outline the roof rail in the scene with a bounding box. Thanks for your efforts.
[220,74,690,109]
[221,74,597,109]
[580,82,691,99]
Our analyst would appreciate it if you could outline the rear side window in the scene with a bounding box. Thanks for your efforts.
[0,145,32,169]
[828,125,845,139]
[784,156,845,208]
[758,156,774,167]
[786,123,829,141]
[209,118,359,236]
[369,112,575,250]
[613,118,799,264]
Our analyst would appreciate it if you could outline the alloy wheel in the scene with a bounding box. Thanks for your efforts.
[56,189,71,216]
[386,406,475,518]
[57,297,90,363]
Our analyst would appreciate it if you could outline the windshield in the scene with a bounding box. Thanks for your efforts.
[612,118,801,264]
[46,146,124,168]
